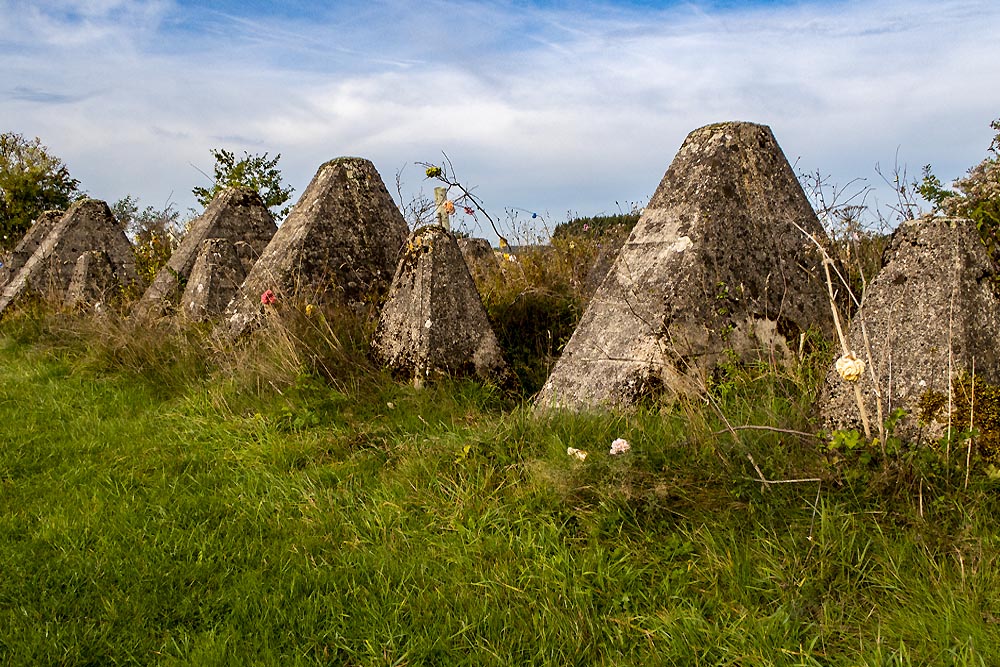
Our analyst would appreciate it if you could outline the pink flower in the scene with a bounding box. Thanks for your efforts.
[610,438,631,455]
[583,224,590,232]
[261,289,277,305]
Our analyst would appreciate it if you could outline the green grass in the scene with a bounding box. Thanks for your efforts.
[1,311,999,665]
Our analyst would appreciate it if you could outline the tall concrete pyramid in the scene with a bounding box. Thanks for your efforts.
[536,121,834,410]
[223,157,409,337]
[372,225,507,385]
[0,199,137,315]
[135,186,276,317]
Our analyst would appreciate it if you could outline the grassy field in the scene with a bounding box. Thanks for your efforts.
[1,305,999,666]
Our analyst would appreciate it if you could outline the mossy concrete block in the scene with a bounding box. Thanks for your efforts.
[223,157,409,337]
[0,199,137,315]
[536,121,834,410]
[136,186,275,317]
[821,216,1000,441]
[372,225,506,384]
[181,238,247,321]
[0,210,63,289]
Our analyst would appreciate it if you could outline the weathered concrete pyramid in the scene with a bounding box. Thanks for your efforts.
[372,225,507,384]
[0,199,137,315]
[180,238,247,321]
[135,187,275,316]
[66,250,116,309]
[456,237,498,284]
[821,216,1000,441]
[0,210,63,289]
[223,157,409,337]
[536,121,834,410]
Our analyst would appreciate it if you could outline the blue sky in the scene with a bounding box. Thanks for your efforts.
[2,0,998,239]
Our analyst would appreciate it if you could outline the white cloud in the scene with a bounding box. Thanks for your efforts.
[2,0,998,235]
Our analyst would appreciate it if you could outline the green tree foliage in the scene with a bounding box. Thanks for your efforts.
[111,195,185,284]
[0,132,80,250]
[192,149,294,219]
[920,118,1000,258]
[551,212,640,240]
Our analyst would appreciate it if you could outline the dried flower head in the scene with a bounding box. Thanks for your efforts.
[835,352,865,382]
[566,447,588,461]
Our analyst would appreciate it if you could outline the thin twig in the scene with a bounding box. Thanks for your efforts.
[418,153,510,246]
[808,482,822,542]
[947,280,955,465]
[966,358,975,490]
[712,424,823,440]
[822,257,872,440]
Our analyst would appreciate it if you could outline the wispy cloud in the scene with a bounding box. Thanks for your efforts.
[2,0,998,233]
[7,86,95,104]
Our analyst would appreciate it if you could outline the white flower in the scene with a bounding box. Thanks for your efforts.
[835,352,865,382]
[609,438,631,455]
[566,447,588,461]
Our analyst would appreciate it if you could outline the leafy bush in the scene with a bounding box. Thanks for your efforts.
[193,148,295,219]
[920,117,1000,260]
[0,133,80,251]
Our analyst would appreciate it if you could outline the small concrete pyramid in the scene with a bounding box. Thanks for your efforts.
[66,250,115,309]
[536,121,834,410]
[372,225,506,384]
[0,210,63,289]
[135,186,275,317]
[821,216,1000,441]
[180,238,247,321]
[223,157,409,337]
[0,199,137,315]
[456,237,498,286]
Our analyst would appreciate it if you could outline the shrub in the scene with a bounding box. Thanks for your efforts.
[920,117,1000,261]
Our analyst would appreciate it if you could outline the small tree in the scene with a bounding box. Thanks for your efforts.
[920,118,1000,259]
[0,133,80,250]
[192,149,294,219]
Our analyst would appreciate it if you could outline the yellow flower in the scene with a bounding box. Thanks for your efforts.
[835,352,865,382]
[305,304,316,317]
